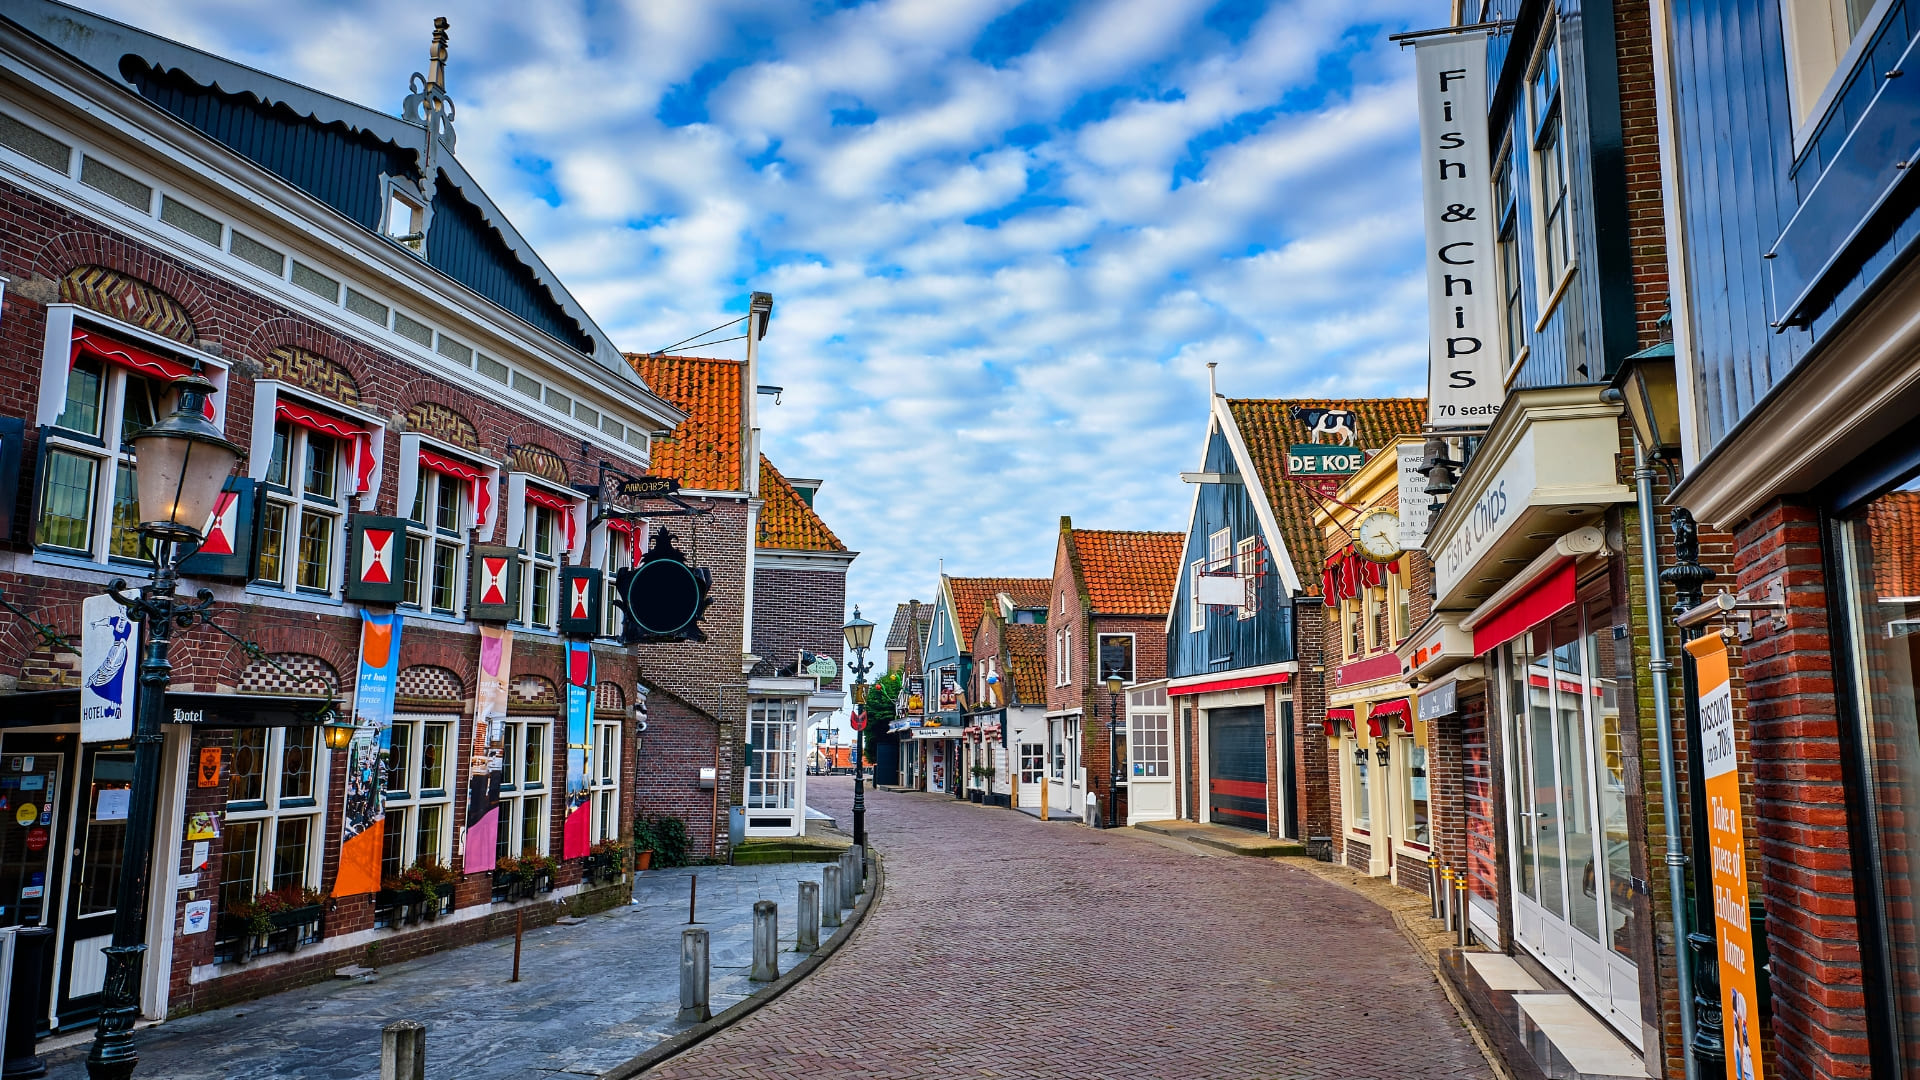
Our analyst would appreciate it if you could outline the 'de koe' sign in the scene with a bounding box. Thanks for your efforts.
[1414,32,1504,429]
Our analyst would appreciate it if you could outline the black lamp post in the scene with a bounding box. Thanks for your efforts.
[87,376,241,1080]
[1104,671,1123,829]
[843,608,875,853]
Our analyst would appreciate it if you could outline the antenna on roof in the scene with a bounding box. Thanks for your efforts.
[1207,362,1218,399]
[403,17,458,152]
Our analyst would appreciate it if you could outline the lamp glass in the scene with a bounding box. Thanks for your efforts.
[1106,675,1123,695]
[128,376,240,543]
[842,608,875,652]
[322,719,358,751]
[1613,356,1681,457]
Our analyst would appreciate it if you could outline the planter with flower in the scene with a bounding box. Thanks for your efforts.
[492,849,558,902]
[219,886,325,962]
[584,839,626,885]
[377,859,460,925]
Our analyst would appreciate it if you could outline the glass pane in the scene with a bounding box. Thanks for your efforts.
[304,432,336,500]
[496,799,512,863]
[532,567,552,627]
[1586,601,1635,960]
[1548,608,1600,941]
[272,817,309,891]
[77,752,133,916]
[403,535,422,606]
[37,449,97,553]
[431,542,457,613]
[266,422,290,488]
[435,478,459,533]
[229,729,267,803]
[381,806,406,883]
[1353,745,1370,828]
[500,726,519,792]
[118,373,157,446]
[387,723,412,795]
[219,820,261,908]
[421,724,447,792]
[410,477,427,523]
[415,804,443,866]
[1406,743,1431,845]
[533,507,553,558]
[255,501,287,584]
[296,511,333,591]
[1507,638,1539,903]
[523,725,544,787]
[56,358,103,435]
[521,796,544,855]
[108,463,150,561]
[281,727,316,801]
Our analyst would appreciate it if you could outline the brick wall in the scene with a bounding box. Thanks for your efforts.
[1294,600,1329,844]
[750,563,847,691]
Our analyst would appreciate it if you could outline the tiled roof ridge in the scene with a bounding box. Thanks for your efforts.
[1064,524,1185,616]
[757,455,848,553]
[946,575,1051,651]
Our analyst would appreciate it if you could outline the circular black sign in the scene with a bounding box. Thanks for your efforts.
[626,558,701,636]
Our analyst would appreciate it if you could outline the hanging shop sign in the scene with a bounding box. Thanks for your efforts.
[562,642,595,860]
[177,477,254,577]
[805,654,838,679]
[80,592,137,744]
[618,476,681,499]
[1417,679,1458,722]
[344,515,408,604]
[469,545,522,622]
[336,611,403,897]
[614,531,712,642]
[1688,631,1767,1080]
[1286,445,1368,477]
[558,566,601,637]
[1414,32,1503,428]
[463,625,513,874]
[938,668,959,712]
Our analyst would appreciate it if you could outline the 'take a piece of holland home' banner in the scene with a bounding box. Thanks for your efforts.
[335,611,402,897]
[1415,32,1504,428]
[562,641,595,860]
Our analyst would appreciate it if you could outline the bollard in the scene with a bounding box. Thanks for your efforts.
[687,874,698,925]
[1428,857,1441,920]
[797,880,820,952]
[750,900,779,981]
[821,865,843,928]
[852,845,866,895]
[380,1019,426,1080]
[1440,866,1454,930]
[678,928,711,1023]
[839,851,856,910]
[510,909,524,982]
[1457,879,1472,947]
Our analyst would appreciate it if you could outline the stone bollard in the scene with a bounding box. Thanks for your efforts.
[852,845,866,895]
[751,900,779,981]
[797,879,820,952]
[380,1020,426,1080]
[821,865,843,928]
[838,851,855,911]
[678,928,711,1023]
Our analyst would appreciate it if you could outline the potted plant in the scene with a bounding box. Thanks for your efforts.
[519,849,559,893]
[647,815,691,869]
[378,859,456,924]
[221,886,324,961]
[492,856,528,902]
[494,849,557,899]
[586,839,627,884]
[632,818,658,872]
[970,764,994,802]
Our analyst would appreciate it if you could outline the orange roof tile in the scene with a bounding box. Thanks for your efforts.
[1068,528,1184,616]
[624,353,744,491]
[1003,622,1048,705]
[1870,491,1920,598]
[947,577,1050,652]
[1226,398,1427,596]
[757,457,848,553]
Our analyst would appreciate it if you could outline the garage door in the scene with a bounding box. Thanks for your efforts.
[1207,705,1266,833]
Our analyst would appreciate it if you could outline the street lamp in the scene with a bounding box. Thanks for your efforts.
[1105,670,1123,829]
[87,376,241,1080]
[843,608,875,852]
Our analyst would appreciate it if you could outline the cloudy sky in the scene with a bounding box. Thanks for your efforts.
[100,0,1434,625]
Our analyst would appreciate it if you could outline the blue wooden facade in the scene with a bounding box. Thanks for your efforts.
[1165,427,1294,681]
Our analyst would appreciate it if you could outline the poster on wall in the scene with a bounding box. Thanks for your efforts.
[1687,632,1766,1080]
[334,611,403,897]
[562,641,595,860]
[462,625,513,873]
[938,668,958,712]
[906,675,925,715]
[80,592,137,744]
[1396,441,1434,550]
[928,742,946,792]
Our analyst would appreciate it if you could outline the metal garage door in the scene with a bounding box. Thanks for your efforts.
[1207,705,1267,833]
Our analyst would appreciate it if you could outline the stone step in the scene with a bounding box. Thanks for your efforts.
[1133,819,1306,857]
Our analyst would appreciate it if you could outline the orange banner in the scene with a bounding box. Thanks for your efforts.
[1686,632,1765,1080]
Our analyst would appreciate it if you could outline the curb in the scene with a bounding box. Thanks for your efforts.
[596,850,885,1080]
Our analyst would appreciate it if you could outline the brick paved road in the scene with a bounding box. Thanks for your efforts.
[649,777,1492,1080]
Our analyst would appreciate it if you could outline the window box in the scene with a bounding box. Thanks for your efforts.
[583,843,626,886]
[216,903,324,963]
[373,887,454,926]
[490,853,557,902]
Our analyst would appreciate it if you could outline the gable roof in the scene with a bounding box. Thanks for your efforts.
[885,603,920,650]
[758,457,848,553]
[626,354,744,491]
[1066,527,1184,616]
[1224,397,1426,597]
[944,576,1050,653]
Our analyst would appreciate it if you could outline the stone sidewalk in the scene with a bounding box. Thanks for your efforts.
[43,860,855,1079]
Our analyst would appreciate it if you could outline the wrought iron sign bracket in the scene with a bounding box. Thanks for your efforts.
[0,590,79,657]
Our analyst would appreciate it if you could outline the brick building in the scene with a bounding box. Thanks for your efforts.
[1045,520,1180,827]
[0,0,709,1032]
[911,575,1047,798]
[963,587,1048,809]
[873,600,926,786]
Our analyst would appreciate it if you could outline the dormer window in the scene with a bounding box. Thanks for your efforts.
[384,181,426,253]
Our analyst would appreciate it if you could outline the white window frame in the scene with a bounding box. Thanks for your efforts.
[1049,719,1066,781]
[1189,559,1206,632]
[1020,742,1046,786]
[1347,734,1371,831]
[218,725,326,918]
[1402,736,1430,847]
[1526,23,1573,302]
[747,697,801,811]
[403,465,468,616]
[599,521,639,639]
[496,718,553,859]
[1095,632,1135,685]
[254,415,347,596]
[520,502,561,631]
[1129,691,1171,779]
[589,717,621,843]
[1235,537,1259,620]
[382,716,456,875]
[381,177,428,254]
[1783,0,1895,147]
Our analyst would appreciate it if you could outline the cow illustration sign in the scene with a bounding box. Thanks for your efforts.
[80,592,137,743]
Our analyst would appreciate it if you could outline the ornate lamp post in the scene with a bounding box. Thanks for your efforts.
[1105,670,1124,829]
[843,608,875,852]
[87,376,241,1080]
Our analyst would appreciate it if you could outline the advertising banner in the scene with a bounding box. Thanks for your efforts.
[906,675,925,716]
[1686,632,1766,1080]
[335,611,402,896]
[80,592,137,743]
[1396,441,1434,550]
[938,668,958,712]
[562,641,595,859]
[1414,32,1504,428]
[462,625,513,873]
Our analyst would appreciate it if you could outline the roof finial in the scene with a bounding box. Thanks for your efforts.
[403,16,458,151]
[428,17,450,92]
[1207,361,1218,399]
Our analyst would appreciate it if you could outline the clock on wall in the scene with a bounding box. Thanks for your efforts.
[1355,509,1404,564]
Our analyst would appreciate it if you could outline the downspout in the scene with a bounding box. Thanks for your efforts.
[1636,441,1700,1080]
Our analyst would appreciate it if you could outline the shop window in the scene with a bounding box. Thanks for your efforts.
[380,718,453,881]
[589,718,621,843]
[1349,737,1371,830]
[519,503,559,631]
[36,356,168,564]
[1529,27,1571,292]
[255,420,342,595]
[495,720,551,860]
[1020,743,1045,786]
[1838,475,1920,1067]
[1780,0,1888,131]
[1050,720,1066,781]
[218,726,323,957]
[1131,705,1170,778]
[1403,740,1430,846]
[404,468,466,616]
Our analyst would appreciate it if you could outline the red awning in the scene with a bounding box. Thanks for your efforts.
[419,449,490,529]
[1370,698,1412,735]
[1472,561,1577,656]
[1323,705,1355,737]
[524,485,578,552]
[276,400,375,495]
[72,329,215,418]
[605,517,644,562]
[1167,670,1291,697]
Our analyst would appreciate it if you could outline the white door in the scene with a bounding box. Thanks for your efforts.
[1127,688,1174,824]
[745,698,801,836]
[1017,741,1044,808]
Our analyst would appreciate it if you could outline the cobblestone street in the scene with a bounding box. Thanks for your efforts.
[650,776,1493,1080]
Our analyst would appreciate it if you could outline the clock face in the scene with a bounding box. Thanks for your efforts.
[1356,510,1404,562]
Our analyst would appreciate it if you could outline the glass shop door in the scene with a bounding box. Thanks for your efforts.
[56,745,132,1025]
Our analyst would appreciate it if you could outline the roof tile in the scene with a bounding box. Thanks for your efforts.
[948,577,1050,652]
[1003,622,1048,705]
[1070,529,1185,616]
[624,353,744,491]
[757,457,848,553]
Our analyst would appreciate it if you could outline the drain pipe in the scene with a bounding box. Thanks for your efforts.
[1636,442,1700,1080]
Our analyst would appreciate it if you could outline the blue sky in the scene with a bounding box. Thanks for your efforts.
[101,0,1434,633]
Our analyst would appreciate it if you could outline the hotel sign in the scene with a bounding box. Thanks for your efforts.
[1414,33,1504,428]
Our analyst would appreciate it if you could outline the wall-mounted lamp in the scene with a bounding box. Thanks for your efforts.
[1375,740,1391,768]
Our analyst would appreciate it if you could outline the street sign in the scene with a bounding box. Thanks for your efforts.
[619,476,681,499]
[1286,444,1367,477]
[850,709,867,732]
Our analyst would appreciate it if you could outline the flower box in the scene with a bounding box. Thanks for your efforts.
[216,904,324,963]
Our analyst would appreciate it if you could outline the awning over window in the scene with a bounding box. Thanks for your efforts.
[605,517,645,562]
[71,328,213,417]
[1322,544,1399,603]
[1323,705,1356,737]
[524,485,579,552]
[1369,698,1412,736]
[275,399,375,495]
[418,448,490,529]
[1471,561,1577,656]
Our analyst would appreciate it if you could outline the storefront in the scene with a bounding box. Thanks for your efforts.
[1124,681,1174,825]
[1165,672,1292,835]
